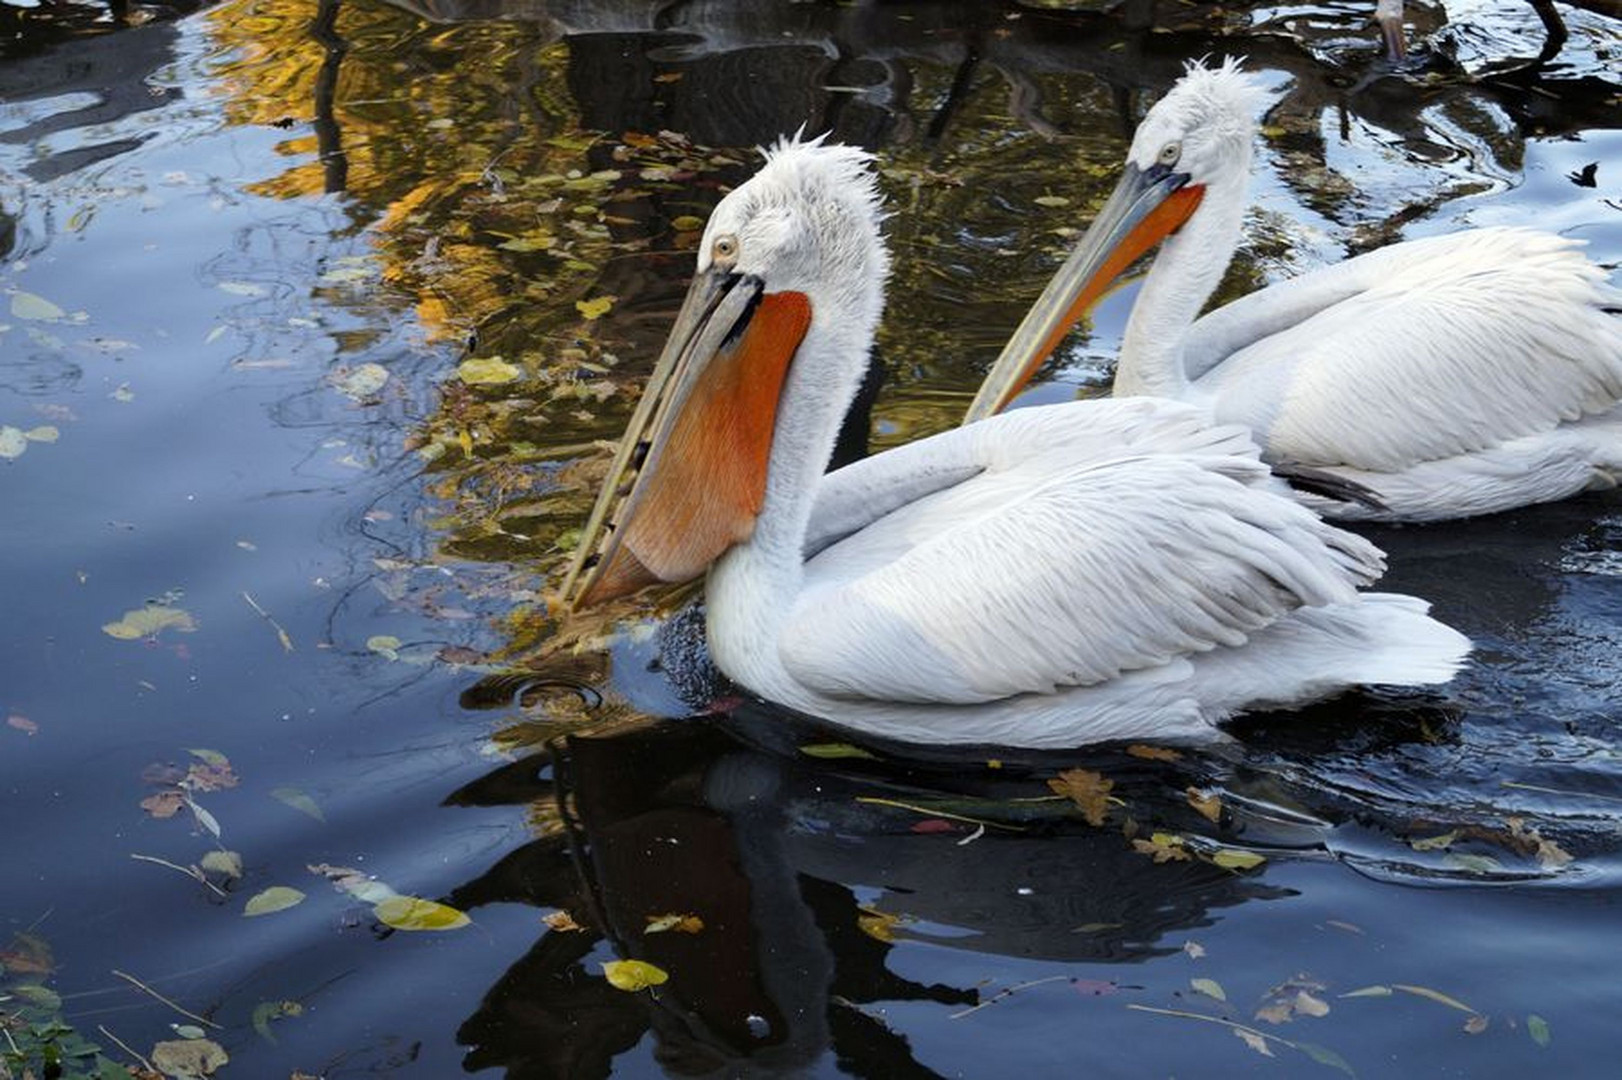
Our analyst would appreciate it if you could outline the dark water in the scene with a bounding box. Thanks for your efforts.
[3,1,1621,1077]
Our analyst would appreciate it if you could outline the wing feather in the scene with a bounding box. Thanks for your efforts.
[1191,228,1622,471]
[780,402,1384,705]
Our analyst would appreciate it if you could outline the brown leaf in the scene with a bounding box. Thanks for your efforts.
[186,762,238,792]
[1048,768,1113,826]
[1465,1014,1489,1035]
[0,932,54,975]
[1254,1001,1294,1025]
[543,910,585,932]
[1186,787,1222,823]
[645,913,704,935]
[1125,744,1182,762]
[1131,833,1190,862]
[141,790,185,819]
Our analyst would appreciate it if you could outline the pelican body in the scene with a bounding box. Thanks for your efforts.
[969,59,1622,522]
[565,137,1468,749]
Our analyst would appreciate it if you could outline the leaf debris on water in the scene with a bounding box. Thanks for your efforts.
[601,959,668,991]
[1047,768,1113,826]
[244,886,305,916]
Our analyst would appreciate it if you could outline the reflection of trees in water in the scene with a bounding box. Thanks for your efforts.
[441,717,1286,1079]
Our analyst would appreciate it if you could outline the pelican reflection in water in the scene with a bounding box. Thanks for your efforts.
[968,60,1622,522]
[562,136,1468,749]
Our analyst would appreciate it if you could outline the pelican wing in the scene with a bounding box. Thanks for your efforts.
[781,400,1384,705]
[1189,228,1622,471]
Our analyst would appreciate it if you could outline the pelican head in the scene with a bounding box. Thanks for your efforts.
[964,59,1272,421]
[565,135,889,608]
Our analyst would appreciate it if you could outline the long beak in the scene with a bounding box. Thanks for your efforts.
[562,268,810,610]
[963,162,1205,424]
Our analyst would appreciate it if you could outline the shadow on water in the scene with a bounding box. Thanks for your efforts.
[3,0,1622,1077]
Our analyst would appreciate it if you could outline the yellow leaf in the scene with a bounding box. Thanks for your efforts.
[23,425,59,443]
[244,886,305,916]
[457,356,520,385]
[1409,831,1458,851]
[645,913,704,934]
[102,604,197,640]
[0,427,27,460]
[799,742,876,760]
[366,635,401,660]
[670,215,705,231]
[601,959,668,991]
[1131,832,1190,862]
[1211,849,1266,871]
[1187,787,1222,823]
[1033,194,1071,208]
[1393,983,1477,1014]
[576,296,615,320]
[1125,744,1182,762]
[857,907,902,943]
[1048,768,1113,826]
[373,896,471,931]
[1191,977,1226,1002]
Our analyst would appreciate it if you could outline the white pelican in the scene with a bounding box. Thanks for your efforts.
[967,59,1622,522]
[563,136,1468,749]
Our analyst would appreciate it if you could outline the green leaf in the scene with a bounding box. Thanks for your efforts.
[1295,1041,1357,1076]
[1527,1014,1551,1048]
[1340,985,1393,998]
[601,959,668,991]
[456,357,520,385]
[188,748,230,768]
[10,983,62,1010]
[799,742,877,760]
[102,604,197,640]
[271,786,325,821]
[575,295,615,320]
[1190,977,1227,1002]
[366,634,402,660]
[1392,983,1476,1014]
[11,291,65,320]
[244,886,305,916]
[373,895,471,931]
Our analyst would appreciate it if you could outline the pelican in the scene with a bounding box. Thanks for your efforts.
[968,59,1622,522]
[563,135,1468,749]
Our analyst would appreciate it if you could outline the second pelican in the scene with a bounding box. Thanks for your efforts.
[968,59,1622,521]
[565,136,1469,749]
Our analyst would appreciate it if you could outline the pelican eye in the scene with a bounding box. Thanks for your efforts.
[1157,141,1182,166]
[712,233,739,267]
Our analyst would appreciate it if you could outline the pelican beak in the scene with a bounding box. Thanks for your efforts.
[563,267,810,610]
[963,161,1205,423]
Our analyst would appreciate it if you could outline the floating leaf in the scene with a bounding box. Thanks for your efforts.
[187,748,229,769]
[366,634,402,660]
[171,1024,207,1040]
[0,426,28,460]
[187,798,222,839]
[601,959,668,991]
[1393,983,1476,1014]
[1527,1013,1551,1047]
[1033,194,1071,208]
[151,1037,228,1077]
[1409,831,1457,852]
[1464,1014,1489,1034]
[457,356,521,385]
[1211,849,1267,871]
[1294,990,1330,1018]
[576,295,615,320]
[1234,1028,1274,1057]
[670,215,705,231]
[1183,940,1206,959]
[857,908,903,943]
[1295,1041,1356,1076]
[1341,985,1393,998]
[272,786,325,821]
[1443,852,1502,875]
[645,913,704,935]
[244,886,305,916]
[141,790,184,818]
[373,895,471,931]
[200,850,242,879]
[1188,788,1221,823]
[309,862,398,902]
[9,982,62,1010]
[6,713,39,735]
[1048,768,1113,826]
[1191,977,1227,1002]
[543,910,585,932]
[1132,832,1191,862]
[799,742,876,760]
[335,363,389,400]
[10,291,65,320]
[1125,744,1182,761]
[23,425,58,443]
[102,604,197,641]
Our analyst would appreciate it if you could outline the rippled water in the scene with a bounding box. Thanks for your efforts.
[3,1,1621,1077]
